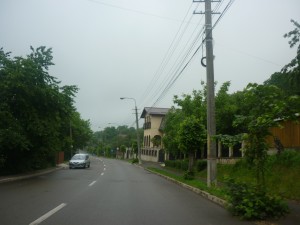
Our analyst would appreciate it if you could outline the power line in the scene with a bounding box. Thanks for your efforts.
[138,2,195,105]
[142,12,206,107]
[142,1,225,108]
[148,0,236,108]
[86,0,192,23]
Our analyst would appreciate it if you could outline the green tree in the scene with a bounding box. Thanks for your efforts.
[178,115,206,175]
[162,107,182,159]
[215,81,239,135]
[88,125,140,158]
[234,83,299,187]
[0,46,90,173]
[282,19,300,94]
[264,20,300,95]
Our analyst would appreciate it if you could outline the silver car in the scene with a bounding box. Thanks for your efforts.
[69,154,90,169]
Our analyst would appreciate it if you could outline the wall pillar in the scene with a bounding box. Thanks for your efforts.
[229,146,233,158]
[218,140,222,158]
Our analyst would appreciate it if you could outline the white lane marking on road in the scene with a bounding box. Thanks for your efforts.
[29,203,67,225]
[89,181,96,186]
[101,172,104,176]
[104,168,106,171]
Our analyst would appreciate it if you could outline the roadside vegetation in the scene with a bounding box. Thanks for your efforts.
[0,46,92,174]
[1,18,299,221]
[158,20,300,220]
[148,149,299,219]
[88,125,142,158]
[159,150,300,201]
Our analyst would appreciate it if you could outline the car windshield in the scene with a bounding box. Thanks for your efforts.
[72,155,85,160]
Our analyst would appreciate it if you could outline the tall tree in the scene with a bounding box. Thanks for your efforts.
[178,115,206,173]
[265,20,300,95]
[233,83,299,187]
[215,81,238,135]
[0,47,91,173]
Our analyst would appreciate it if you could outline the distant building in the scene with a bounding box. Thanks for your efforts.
[140,107,170,162]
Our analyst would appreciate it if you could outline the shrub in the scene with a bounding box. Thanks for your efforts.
[181,160,189,171]
[225,178,289,220]
[196,160,207,172]
[183,170,195,180]
[268,150,300,167]
[175,160,181,169]
[131,158,139,164]
[164,160,173,168]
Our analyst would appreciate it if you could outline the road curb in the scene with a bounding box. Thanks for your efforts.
[0,164,67,184]
[144,167,227,208]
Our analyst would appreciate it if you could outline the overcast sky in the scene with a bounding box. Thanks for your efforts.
[1,0,300,131]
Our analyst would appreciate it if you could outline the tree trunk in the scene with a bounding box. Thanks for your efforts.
[188,152,194,171]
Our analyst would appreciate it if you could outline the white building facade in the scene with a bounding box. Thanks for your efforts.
[140,107,170,162]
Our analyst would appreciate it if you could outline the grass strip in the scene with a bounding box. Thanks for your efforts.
[147,167,227,202]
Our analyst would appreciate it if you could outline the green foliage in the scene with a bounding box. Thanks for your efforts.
[183,170,195,180]
[0,47,92,174]
[165,159,207,174]
[214,134,242,148]
[148,167,225,198]
[162,107,182,158]
[233,83,299,188]
[196,160,207,172]
[265,20,300,95]
[88,125,140,157]
[131,158,139,164]
[267,149,300,168]
[180,160,189,171]
[178,115,206,154]
[165,159,189,171]
[163,89,207,159]
[216,153,300,200]
[215,81,239,135]
[120,145,126,153]
[225,178,289,220]
[151,135,161,147]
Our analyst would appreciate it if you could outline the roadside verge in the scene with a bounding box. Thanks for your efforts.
[0,164,68,184]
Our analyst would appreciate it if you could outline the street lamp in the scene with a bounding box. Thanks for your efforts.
[120,97,141,164]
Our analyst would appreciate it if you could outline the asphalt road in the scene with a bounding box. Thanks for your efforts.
[0,157,254,225]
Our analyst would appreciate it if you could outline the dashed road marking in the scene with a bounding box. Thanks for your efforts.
[89,181,96,186]
[29,203,66,225]
[101,172,104,176]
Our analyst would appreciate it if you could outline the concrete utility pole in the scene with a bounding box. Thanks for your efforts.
[194,0,217,187]
[205,0,217,187]
[120,97,142,164]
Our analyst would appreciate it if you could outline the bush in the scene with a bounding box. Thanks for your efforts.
[225,178,289,220]
[131,158,139,164]
[175,160,181,169]
[181,160,189,171]
[164,160,173,167]
[183,170,195,180]
[269,150,300,167]
[196,160,207,172]
[165,159,194,172]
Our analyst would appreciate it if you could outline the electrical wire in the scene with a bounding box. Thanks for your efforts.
[121,0,235,125]
[148,0,236,108]
[142,1,224,108]
[86,0,190,23]
[138,2,195,105]
[141,10,206,108]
